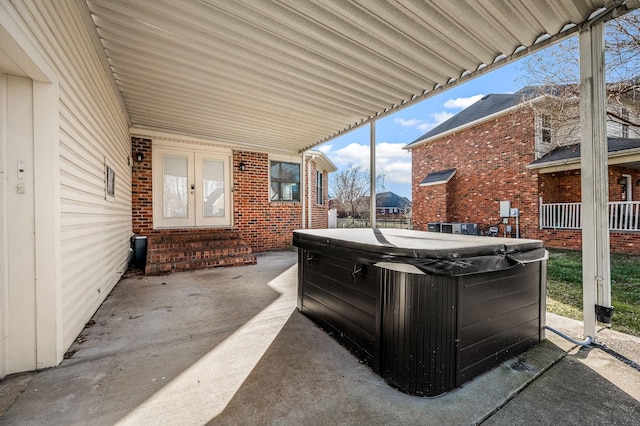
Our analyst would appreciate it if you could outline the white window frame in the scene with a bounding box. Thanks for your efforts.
[104,156,115,202]
[621,107,629,139]
[269,154,301,203]
[316,170,324,205]
[540,113,552,143]
[535,111,553,159]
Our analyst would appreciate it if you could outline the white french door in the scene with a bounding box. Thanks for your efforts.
[153,147,231,228]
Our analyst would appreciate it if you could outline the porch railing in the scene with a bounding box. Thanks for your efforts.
[540,198,640,231]
[610,201,640,231]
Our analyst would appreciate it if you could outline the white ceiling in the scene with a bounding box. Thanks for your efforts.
[84,0,629,153]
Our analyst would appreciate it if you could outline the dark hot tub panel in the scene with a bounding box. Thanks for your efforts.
[294,228,547,397]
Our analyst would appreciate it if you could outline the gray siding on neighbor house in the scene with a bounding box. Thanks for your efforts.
[607,103,640,139]
[14,1,131,349]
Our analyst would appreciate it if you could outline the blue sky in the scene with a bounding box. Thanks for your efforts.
[317,61,525,199]
[315,9,638,200]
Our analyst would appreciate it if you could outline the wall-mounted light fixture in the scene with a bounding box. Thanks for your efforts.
[637,179,640,186]
[136,152,145,163]
[239,161,246,171]
[617,176,626,185]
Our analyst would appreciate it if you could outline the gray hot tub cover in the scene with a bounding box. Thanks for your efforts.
[292,228,547,276]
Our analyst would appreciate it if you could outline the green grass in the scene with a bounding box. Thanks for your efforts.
[546,249,640,337]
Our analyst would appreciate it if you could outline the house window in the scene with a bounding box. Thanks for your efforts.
[540,113,552,144]
[316,170,324,205]
[622,107,629,138]
[105,158,115,202]
[270,161,300,202]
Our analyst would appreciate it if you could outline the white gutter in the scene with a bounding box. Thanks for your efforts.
[307,153,316,229]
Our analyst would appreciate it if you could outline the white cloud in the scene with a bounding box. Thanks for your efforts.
[396,94,483,134]
[332,143,370,169]
[393,94,484,133]
[376,142,412,186]
[431,111,455,125]
[413,111,455,133]
[317,144,332,154]
[443,94,483,109]
[394,118,423,127]
[328,142,412,187]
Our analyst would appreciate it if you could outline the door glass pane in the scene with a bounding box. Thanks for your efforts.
[202,159,225,217]
[163,156,188,218]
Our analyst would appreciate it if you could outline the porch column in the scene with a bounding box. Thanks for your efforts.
[579,22,612,340]
[370,121,376,228]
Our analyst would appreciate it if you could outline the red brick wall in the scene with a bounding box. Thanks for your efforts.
[132,137,153,235]
[232,151,302,251]
[609,166,640,202]
[535,230,639,255]
[538,170,582,203]
[131,138,312,253]
[534,166,640,254]
[305,158,329,228]
[412,183,448,227]
[538,167,640,204]
[411,108,640,254]
[610,233,640,254]
[411,107,539,237]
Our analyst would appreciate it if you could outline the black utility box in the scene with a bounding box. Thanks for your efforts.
[293,228,547,397]
[427,222,441,232]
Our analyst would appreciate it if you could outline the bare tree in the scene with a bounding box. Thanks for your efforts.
[517,9,640,145]
[330,166,370,218]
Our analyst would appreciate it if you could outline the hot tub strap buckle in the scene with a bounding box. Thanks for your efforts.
[352,264,362,281]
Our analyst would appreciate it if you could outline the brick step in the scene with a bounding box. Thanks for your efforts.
[148,228,243,243]
[143,229,257,275]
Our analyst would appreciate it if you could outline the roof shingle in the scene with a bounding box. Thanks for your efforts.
[529,137,640,166]
[405,94,526,149]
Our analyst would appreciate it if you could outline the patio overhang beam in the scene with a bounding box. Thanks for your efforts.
[301,1,636,153]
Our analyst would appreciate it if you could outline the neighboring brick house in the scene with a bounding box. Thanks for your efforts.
[132,134,336,274]
[405,89,640,255]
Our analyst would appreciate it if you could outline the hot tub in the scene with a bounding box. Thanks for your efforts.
[293,228,547,396]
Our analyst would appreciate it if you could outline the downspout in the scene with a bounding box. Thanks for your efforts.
[308,153,316,229]
[301,152,306,229]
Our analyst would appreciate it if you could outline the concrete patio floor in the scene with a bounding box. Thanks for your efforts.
[0,250,639,425]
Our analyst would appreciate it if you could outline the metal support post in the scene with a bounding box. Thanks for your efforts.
[370,121,376,229]
[579,22,612,340]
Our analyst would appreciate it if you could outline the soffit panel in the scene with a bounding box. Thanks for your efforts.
[85,0,620,153]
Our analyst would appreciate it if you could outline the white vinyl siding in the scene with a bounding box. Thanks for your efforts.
[14,1,131,350]
[606,104,640,139]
